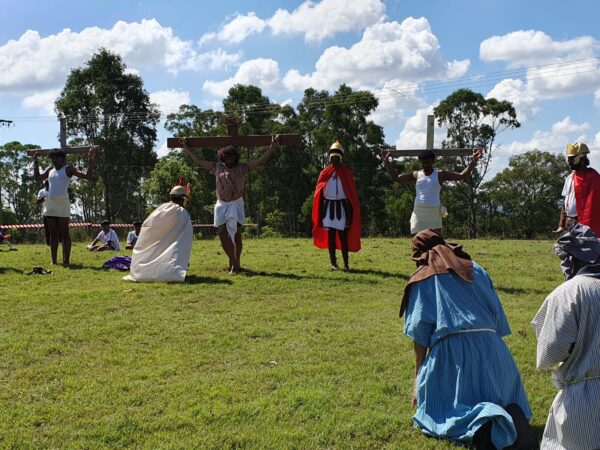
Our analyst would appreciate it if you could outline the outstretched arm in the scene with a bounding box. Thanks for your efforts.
[248,135,280,171]
[68,147,97,180]
[439,148,483,182]
[32,152,51,182]
[381,150,416,183]
[181,139,216,173]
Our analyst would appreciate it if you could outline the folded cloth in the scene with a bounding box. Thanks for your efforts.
[102,255,132,271]
[214,197,245,242]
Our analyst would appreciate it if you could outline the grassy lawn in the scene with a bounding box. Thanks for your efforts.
[0,237,562,449]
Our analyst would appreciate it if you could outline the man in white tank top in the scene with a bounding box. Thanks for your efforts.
[33,148,96,266]
[382,149,482,235]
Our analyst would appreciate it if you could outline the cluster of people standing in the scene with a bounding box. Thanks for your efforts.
[30,137,600,449]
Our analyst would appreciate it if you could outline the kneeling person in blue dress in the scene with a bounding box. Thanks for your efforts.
[401,230,537,450]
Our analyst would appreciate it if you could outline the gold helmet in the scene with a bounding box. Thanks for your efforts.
[566,142,590,157]
[328,140,344,159]
[169,184,191,207]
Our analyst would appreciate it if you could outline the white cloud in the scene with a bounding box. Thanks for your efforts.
[500,116,591,158]
[480,30,598,67]
[368,80,424,126]
[486,78,540,122]
[203,58,281,97]
[282,17,469,92]
[393,106,447,150]
[0,19,240,95]
[183,48,241,71]
[21,89,61,115]
[149,89,191,115]
[201,12,266,45]
[551,116,589,134]
[595,89,600,106]
[482,30,600,122]
[268,0,385,43]
[156,140,169,158]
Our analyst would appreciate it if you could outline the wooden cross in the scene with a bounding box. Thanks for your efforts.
[167,116,301,150]
[25,117,94,155]
[384,115,473,157]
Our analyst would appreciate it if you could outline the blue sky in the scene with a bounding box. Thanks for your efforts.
[1,0,600,175]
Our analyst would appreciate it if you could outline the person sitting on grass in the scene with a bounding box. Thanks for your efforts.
[401,229,536,450]
[125,221,142,250]
[87,220,120,252]
[0,227,17,251]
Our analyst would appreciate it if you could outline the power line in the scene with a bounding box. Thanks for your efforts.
[4,57,600,123]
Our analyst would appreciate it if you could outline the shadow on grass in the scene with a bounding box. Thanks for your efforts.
[347,268,410,280]
[185,274,233,285]
[239,269,305,280]
[0,267,24,274]
[496,285,548,295]
[62,263,109,271]
[531,424,545,445]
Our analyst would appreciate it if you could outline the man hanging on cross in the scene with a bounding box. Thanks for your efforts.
[380,115,483,235]
[381,149,482,235]
[181,134,281,274]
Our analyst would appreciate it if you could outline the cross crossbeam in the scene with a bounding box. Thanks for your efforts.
[167,116,301,149]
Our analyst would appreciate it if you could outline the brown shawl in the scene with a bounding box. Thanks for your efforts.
[399,229,473,317]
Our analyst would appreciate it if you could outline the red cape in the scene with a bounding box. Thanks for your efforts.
[312,165,361,251]
[574,167,600,236]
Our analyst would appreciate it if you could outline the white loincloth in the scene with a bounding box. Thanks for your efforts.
[214,197,245,242]
[43,196,71,218]
[410,203,443,234]
[123,202,193,283]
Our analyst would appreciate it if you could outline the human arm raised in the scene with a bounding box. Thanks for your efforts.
[439,148,483,182]
[381,150,417,183]
[32,152,51,182]
[248,135,280,171]
[67,147,97,180]
[181,139,216,173]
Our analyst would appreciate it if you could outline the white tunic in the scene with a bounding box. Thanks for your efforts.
[562,172,577,217]
[531,274,600,450]
[44,166,72,218]
[415,169,441,206]
[323,172,347,230]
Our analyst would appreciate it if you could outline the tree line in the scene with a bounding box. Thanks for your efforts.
[0,49,568,239]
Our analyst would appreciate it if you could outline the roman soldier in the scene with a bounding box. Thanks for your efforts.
[312,141,361,270]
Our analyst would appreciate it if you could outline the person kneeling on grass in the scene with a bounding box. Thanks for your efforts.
[532,224,600,450]
[401,230,537,450]
[123,183,193,283]
[87,220,120,252]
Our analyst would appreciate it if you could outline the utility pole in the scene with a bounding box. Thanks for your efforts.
[0,119,14,225]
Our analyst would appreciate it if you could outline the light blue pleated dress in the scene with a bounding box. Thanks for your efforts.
[404,262,532,449]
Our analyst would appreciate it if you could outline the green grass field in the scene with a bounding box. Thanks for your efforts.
[0,237,562,449]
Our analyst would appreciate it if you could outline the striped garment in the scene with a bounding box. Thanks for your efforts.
[532,274,600,450]
[404,262,532,449]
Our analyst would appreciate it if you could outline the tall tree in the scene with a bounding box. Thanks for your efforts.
[55,48,159,221]
[482,150,568,238]
[434,88,520,237]
[0,141,41,223]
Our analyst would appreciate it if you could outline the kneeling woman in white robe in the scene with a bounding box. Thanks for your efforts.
[124,185,193,283]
